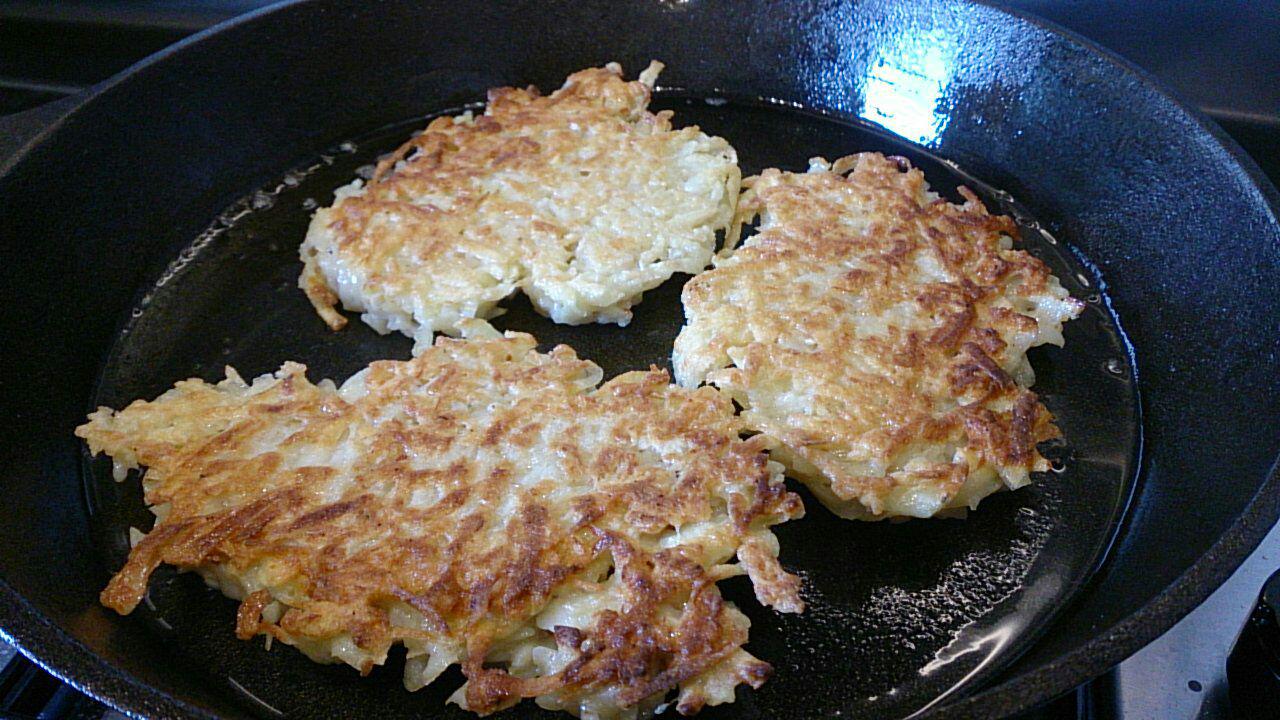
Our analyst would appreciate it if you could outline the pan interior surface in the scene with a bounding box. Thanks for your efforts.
[83,96,1140,719]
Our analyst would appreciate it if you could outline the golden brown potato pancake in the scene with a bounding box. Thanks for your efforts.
[300,62,740,350]
[674,153,1082,520]
[80,326,802,718]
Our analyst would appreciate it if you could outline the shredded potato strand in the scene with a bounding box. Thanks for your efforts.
[79,328,802,718]
[674,153,1083,520]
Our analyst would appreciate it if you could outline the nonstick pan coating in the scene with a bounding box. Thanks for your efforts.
[0,1,1277,719]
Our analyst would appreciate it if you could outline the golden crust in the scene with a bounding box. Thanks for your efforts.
[78,329,802,717]
[300,62,740,347]
[673,153,1083,520]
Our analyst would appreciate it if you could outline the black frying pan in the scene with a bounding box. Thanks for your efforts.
[0,1,1277,718]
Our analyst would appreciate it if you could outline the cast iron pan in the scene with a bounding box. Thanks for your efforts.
[0,1,1277,719]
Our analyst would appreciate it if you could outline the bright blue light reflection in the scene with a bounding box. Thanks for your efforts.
[860,30,956,145]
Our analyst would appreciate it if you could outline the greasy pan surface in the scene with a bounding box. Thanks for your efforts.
[81,99,1137,720]
[0,1,1277,718]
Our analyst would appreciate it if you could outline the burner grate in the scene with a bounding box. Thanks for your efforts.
[0,648,117,720]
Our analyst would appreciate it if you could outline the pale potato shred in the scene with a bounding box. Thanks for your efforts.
[79,325,802,719]
[674,153,1082,520]
[300,62,740,350]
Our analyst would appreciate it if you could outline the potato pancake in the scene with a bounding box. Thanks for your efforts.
[300,62,740,350]
[673,153,1082,520]
[79,325,802,718]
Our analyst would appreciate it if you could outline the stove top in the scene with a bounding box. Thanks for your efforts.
[1,2,1276,719]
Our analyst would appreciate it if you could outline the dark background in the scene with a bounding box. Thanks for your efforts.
[0,0,1275,183]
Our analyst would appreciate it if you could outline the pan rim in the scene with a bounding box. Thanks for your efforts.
[935,1,1280,716]
[0,0,1277,718]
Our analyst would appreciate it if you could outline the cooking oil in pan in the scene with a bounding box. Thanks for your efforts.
[83,95,1140,720]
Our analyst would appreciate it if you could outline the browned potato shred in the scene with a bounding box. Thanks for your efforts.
[300,61,740,349]
[674,153,1082,520]
[79,61,1086,719]
[79,325,802,718]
